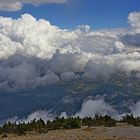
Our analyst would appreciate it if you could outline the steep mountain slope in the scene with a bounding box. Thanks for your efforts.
[0,72,139,121]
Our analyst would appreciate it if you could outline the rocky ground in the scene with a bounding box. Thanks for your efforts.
[1,125,140,140]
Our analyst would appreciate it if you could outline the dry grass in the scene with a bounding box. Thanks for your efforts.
[1,126,140,140]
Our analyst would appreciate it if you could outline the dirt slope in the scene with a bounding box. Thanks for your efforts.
[1,126,140,140]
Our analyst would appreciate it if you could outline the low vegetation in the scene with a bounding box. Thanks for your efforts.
[0,114,139,136]
[121,113,140,126]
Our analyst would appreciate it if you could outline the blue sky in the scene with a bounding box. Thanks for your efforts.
[0,0,140,29]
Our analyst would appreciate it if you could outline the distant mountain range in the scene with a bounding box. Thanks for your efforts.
[0,72,140,121]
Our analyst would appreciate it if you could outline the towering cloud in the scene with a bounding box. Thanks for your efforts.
[128,11,140,28]
[0,12,139,90]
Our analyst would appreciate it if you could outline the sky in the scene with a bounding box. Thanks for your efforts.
[0,0,140,29]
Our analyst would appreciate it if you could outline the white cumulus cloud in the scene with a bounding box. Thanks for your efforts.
[0,12,139,90]
[128,11,140,28]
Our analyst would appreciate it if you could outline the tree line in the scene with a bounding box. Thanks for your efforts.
[0,114,139,136]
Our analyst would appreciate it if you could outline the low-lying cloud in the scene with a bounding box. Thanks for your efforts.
[75,99,120,120]
[130,101,140,116]
[3,99,119,123]
[3,110,55,124]
[2,99,140,124]
[0,12,139,90]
